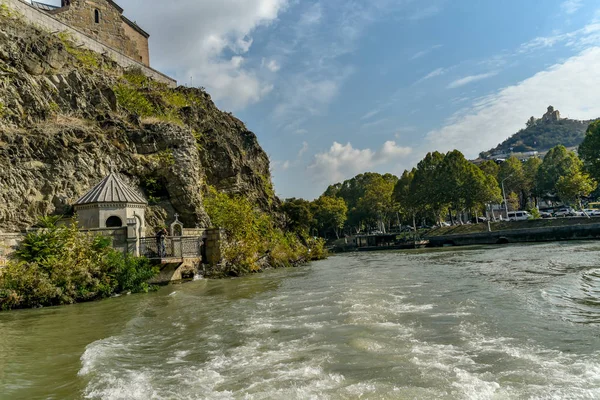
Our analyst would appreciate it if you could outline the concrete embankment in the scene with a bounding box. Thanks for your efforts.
[425,220,600,247]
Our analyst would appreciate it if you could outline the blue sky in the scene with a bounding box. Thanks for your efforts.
[44,0,600,199]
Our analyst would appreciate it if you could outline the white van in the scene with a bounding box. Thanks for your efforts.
[507,211,531,221]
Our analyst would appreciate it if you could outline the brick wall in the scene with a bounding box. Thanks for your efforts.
[3,0,176,87]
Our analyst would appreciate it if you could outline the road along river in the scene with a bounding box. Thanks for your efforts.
[2,242,600,399]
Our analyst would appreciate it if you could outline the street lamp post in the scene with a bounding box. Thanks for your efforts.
[501,174,514,220]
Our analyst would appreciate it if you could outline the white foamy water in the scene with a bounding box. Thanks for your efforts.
[2,242,600,399]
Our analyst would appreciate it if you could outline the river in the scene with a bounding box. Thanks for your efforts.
[2,242,600,399]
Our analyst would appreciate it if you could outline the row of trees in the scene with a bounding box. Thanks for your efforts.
[282,121,600,239]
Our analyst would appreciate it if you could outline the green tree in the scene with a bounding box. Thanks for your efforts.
[556,170,597,209]
[281,198,313,234]
[393,169,417,226]
[479,160,499,181]
[464,163,502,216]
[356,174,398,232]
[536,145,581,198]
[523,157,542,202]
[578,120,600,181]
[410,151,447,224]
[312,196,348,239]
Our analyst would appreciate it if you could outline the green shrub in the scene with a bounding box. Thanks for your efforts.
[0,217,159,311]
[204,187,325,276]
[114,83,155,116]
[0,101,5,118]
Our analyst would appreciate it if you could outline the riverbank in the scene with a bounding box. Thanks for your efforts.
[424,217,600,246]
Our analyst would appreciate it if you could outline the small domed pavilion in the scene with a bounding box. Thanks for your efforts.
[74,173,147,235]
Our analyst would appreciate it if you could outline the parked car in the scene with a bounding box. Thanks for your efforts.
[554,208,575,217]
[540,211,553,219]
[507,211,531,221]
[583,209,600,216]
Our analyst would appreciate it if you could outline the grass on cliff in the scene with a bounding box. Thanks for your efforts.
[0,217,159,311]
[204,187,326,276]
[113,68,199,126]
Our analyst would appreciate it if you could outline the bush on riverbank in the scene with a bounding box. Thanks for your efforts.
[204,188,326,276]
[0,217,159,311]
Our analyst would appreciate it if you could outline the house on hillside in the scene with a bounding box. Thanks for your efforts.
[31,0,150,66]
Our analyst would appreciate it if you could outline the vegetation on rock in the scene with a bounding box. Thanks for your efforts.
[0,217,158,311]
[204,188,326,276]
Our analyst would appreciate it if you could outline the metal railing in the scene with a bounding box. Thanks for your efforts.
[139,236,203,259]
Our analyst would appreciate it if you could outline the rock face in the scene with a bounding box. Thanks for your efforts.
[0,10,276,232]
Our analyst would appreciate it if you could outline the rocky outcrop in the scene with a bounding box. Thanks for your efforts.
[0,9,276,232]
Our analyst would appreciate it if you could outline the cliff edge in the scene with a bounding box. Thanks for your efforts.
[0,5,277,232]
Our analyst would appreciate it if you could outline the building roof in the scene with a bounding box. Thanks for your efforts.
[121,15,150,38]
[30,1,59,12]
[75,173,147,206]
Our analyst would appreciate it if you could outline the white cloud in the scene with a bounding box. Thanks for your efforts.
[426,47,600,158]
[447,71,498,89]
[411,44,443,60]
[309,141,412,183]
[361,109,382,121]
[518,22,600,54]
[414,67,447,84]
[298,141,309,158]
[262,58,281,72]
[121,0,288,110]
[561,0,583,14]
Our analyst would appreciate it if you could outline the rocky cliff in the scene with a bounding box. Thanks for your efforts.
[0,6,276,232]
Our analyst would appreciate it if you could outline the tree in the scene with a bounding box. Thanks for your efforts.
[479,160,499,181]
[498,156,526,197]
[523,157,542,202]
[393,169,417,224]
[464,163,502,216]
[410,152,447,224]
[312,196,348,239]
[322,172,397,234]
[578,120,600,181]
[281,198,313,234]
[536,145,581,198]
[356,174,398,232]
[556,170,597,210]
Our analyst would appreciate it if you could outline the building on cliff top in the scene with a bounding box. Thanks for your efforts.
[31,0,151,66]
[542,105,561,123]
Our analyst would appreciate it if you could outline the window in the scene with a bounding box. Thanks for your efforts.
[94,9,100,24]
[106,216,123,228]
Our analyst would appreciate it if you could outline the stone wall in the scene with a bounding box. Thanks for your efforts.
[3,0,175,87]
[0,233,24,267]
[49,0,144,66]
[121,19,149,66]
[427,222,600,247]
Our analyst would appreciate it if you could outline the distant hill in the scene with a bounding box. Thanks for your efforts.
[480,106,597,159]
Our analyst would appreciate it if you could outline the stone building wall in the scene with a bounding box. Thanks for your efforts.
[49,0,145,66]
[3,0,175,86]
[121,19,149,66]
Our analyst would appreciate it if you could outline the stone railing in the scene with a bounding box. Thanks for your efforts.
[3,0,177,87]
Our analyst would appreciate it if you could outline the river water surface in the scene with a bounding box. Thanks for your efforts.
[2,242,600,399]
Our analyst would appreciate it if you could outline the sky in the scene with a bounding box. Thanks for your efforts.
[43,0,600,199]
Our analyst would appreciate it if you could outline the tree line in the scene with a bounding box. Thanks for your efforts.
[282,121,600,239]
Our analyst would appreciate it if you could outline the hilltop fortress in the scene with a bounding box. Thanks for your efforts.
[3,0,175,86]
[31,0,150,66]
